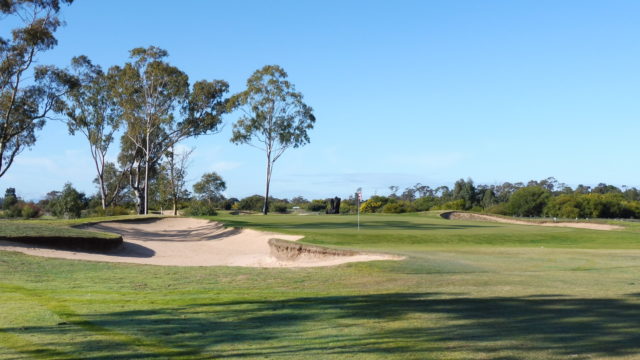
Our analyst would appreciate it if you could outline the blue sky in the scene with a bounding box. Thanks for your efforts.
[2,0,640,200]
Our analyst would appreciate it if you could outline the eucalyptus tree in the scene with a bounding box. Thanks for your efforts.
[230,65,315,214]
[193,172,226,205]
[65,56,123,209]
[0,0,76,178]
[110,46,230,214]
[162,144,193,215]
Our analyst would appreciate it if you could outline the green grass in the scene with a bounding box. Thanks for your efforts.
[2,212,640,359]
[0,215,163,239]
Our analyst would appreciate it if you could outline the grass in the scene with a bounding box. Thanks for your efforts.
[0,215,163,239]
[2,212,640,358]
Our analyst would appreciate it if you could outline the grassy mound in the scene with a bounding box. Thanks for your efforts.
[0,215,162,252]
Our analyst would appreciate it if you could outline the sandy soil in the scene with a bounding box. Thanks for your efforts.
[443,211,624,231]
[0,218,400,267]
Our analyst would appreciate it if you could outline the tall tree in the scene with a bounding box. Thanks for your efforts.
[193,172,226,205]
[162,144,192,215]
[230,65,315,214]
[65,55,123,209]
[0,0,76,178]
[110,46,230,214]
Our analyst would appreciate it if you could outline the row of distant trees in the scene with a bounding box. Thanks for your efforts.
[3,177,640,220]
[0,1,315,216]
[355,177,640,219]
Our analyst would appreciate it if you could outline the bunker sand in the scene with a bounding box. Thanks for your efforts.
[442,211,624,231]
[0,217,400,267]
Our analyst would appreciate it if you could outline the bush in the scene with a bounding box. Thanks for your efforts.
[382,201,414,214]
[183,200,218,216]
[340,202,354,214]
[237,195,265,212]
[360,196,391,213]
[485,202,509,215]
[435,199,466,211]
[506,187,551,217]
[271,202,289,214]
[413,197,437,211]
[306,199,327,212]
[20,203,42,219]
[48,183,87,218]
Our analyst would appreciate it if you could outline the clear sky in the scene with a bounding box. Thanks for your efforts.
[2,0,640,201]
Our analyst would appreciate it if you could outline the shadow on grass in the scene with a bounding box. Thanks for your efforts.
[220,219,495,232]
[4,292,640,358]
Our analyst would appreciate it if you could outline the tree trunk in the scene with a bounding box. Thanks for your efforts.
[263,155,271,215]
[143,128,150,215]
[133,188,145,215]
[172,195,177,216]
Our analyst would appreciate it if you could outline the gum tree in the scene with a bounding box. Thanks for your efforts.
[64,56,123,209]
[230,65,315,214]
[0,0,76,178]
[110,46,230,214]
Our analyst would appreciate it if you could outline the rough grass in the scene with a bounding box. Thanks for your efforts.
[2,212,640,359]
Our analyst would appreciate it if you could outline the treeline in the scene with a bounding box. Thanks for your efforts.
[353,178,640,219]
[3,177,640,220]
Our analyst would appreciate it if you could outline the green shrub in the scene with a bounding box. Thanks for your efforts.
[340,202,354,214]
[6,204,22,218]
[306,200,327,212]
[20,203,42,219]
[413,197,437,211]
[485,203,508,215]
[435,199,466,211]
[237,195,265,212]
[183,200,218,216]
[506,187,551,217]
[382,202,414,214]
[272,202,289,214]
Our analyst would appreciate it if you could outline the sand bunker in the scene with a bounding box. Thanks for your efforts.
[0,218,400,267]
[441,211,623,231]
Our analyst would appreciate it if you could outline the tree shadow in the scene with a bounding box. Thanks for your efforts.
[4,292,640,358]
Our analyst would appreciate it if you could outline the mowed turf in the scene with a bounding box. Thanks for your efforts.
[2,212,640,359]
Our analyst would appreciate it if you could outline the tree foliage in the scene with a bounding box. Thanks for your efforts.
[230,65,315,214]
[192,172,226,204]
[110,46,230,214]
[0,0,77,178]
[65,55,123,208]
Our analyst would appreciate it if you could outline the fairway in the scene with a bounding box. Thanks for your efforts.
[2,212,640,359]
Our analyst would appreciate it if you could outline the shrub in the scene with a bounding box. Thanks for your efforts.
[306,199,327,212]
[20,203,42,219]
[485,202,509,215]
[413,197,437,211]
[382,201,415,214]
[271,202,289,214]
[360,196,391,213]
[183,200,218,216]
[48,183,87,218]
[237,195,265,212]
[3,188,18,210]
[506,187,551,217]
[435,199,466,211]
[340,202,354,214]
